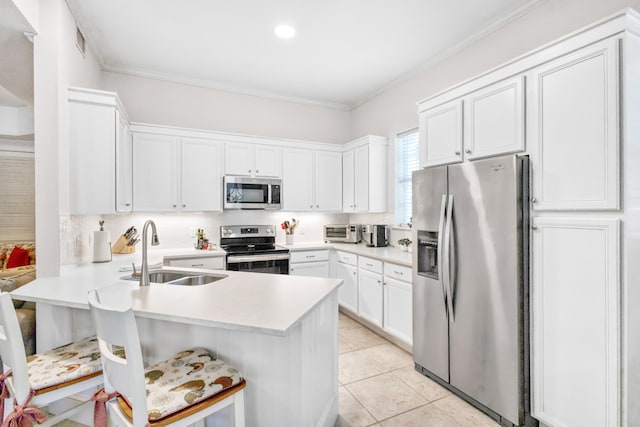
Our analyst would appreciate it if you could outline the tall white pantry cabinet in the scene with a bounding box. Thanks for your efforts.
[417,10,640,427]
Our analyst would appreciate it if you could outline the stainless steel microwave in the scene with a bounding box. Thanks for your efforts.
[223,176,282,210]
[323,224,361,243]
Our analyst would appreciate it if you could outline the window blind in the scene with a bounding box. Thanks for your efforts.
[0,154,35,241]
[395,129,419,225]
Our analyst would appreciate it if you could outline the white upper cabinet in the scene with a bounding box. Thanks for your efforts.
[282,149,314,211]
[419,99,463,167]
[530,38,619,211]
[343,136,388,213]
[464,76,525,160]
[68,88,129,215]
[115,112,132,212]
[283,149,342,212]
[314,151,343,211]
[132,133,180,212]
[181,138,222,212]
[224,142,281,178]
[132,132,222,212]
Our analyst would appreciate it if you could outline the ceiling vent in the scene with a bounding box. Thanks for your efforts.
[76,26,86,57]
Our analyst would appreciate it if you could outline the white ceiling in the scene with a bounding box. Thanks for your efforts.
[68,0,542,109]
[0,0,34,107]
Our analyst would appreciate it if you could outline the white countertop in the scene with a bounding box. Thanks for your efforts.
[11,250,341,337]
[283,242,413,267]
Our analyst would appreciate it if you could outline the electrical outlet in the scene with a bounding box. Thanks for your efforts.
[189,227,197,238]
[299,227,305,235]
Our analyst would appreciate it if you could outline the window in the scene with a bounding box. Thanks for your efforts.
[0,153,35,241]
[395,129,419,226]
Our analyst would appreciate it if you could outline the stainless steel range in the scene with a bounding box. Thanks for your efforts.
[220,225,289,275]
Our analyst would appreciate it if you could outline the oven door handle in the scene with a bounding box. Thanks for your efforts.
[226,253,290,264]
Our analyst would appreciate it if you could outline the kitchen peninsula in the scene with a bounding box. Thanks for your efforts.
[11,254,342,427]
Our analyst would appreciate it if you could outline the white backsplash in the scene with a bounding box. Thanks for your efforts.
[61,211,350,265]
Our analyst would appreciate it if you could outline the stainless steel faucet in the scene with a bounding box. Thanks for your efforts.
[140,219,160,286]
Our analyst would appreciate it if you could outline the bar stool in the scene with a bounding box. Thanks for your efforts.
[87,289,246,427]
[0,292,103,426]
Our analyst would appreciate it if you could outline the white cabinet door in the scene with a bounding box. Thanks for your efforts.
[419,99,463,167]
[530,38,619,210]
[282,149,314,211]
[132,134,180,211]
[464,76,525,160]
[337,262,358,313]
[115,112,132,212]
[181,138,222,212]
[289,261,330,278]
[314,151,342,211]
[353,145,369,212]
[68,101,116,214]
[224,142,253,176]
[358,269,383,327]
[531,217,619,427]
[342,149,355,212]
[383,276,412,345]
[254,145,281,177]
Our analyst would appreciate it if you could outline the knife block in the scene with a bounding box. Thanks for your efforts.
[111,235,136,254]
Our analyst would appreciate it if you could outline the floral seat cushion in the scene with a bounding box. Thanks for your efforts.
[119,347,243,422]
[26,336,102,391]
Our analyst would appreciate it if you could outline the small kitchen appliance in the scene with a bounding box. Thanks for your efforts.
[362,224,388,247]
[223,176,281,210]
[323,224,361,243]
[92,220,112,263]
[220,225,289,274]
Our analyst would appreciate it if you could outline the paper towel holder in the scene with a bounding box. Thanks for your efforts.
[93,220,112,263]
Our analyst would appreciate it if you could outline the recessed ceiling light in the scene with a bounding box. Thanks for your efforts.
[274,24,296,39]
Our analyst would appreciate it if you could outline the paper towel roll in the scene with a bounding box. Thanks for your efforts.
[93,231,112,263]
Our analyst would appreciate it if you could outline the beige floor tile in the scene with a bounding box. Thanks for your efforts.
[339,330,359,354]
[432,395,499,427]
[391,366,450,402]
[339,325,387,350]
[339,313,363,330]
[362,343,413,370]
[339,349,388,384]
[346,372,427,421]
[337,386,377,427]
[380,404,462,427]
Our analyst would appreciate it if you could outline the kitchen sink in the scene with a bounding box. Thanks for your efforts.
[122,269,227,286]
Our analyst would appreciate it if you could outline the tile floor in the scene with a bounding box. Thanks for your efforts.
[337,312,499,427]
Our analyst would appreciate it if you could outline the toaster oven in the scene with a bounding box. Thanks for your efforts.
[324,224,361,243]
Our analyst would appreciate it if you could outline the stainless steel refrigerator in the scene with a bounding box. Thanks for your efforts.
[412,154,536,427]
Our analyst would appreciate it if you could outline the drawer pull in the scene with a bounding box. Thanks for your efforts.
[366,263,373,267]
[192,263,204,267]
[306,255,316,259]
[394,270,404,275]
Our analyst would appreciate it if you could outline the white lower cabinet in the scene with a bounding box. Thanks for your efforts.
[164,256,225,270]
[336,251,358,313]
[289,250,329,277]
[383,263,413,345]
[358,256,384,328]
[532,217,619,427]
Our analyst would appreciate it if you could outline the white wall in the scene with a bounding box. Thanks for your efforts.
[101,71,352,144]
[0,106,33,135]
[33,0,104,276]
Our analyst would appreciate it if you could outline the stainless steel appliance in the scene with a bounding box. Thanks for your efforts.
[362,224,388,247]
[412,154,535,427]
[220,225,289,274]
[223,176,281,210]
[323,224,361,243]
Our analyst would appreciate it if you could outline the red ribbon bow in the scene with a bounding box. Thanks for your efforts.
[90,388,118,427]
[0,369,13,425]
[2,389,46,427]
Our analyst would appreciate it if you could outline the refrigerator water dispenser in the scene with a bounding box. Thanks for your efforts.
[417,230,438,279]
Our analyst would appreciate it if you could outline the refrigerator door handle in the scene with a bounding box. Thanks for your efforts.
[444,194,455,322]
[437,194,448,313]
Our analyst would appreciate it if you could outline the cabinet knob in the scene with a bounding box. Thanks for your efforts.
[377,280,382,284]
[455,151,461,156]
[182,204,186,208]
[310,205,313,208]
[465,149,471,154]
[531,224,538,230]
[531,197,537,204]
[125,203,131,207]
[352,272,356,276]
[316,205,319,208]
[248,169,252,173]
[172,204,177,208]
[256,170,259,174]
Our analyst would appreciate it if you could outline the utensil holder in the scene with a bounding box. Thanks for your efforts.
[286,234,294,245]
